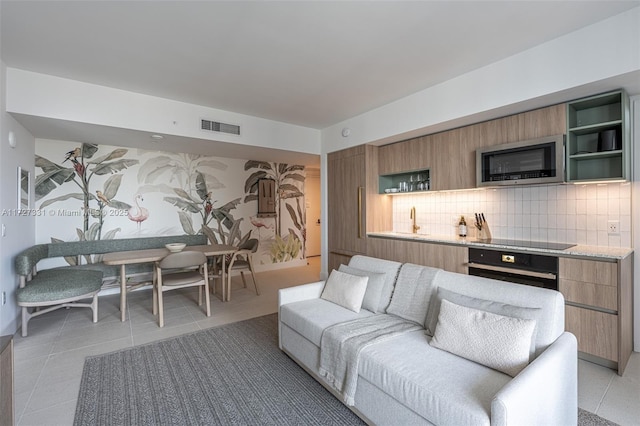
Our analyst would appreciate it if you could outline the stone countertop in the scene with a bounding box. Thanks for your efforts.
[368,231,633,260]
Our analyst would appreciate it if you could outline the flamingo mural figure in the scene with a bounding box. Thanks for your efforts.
[128,194,149,230]
[250,215,275,240]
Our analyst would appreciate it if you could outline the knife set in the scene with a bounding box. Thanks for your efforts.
[474,213,492,242]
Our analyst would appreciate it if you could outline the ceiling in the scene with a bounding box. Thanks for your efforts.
[2,1,639,165]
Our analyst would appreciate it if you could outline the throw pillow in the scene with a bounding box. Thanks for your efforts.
[425,287,542,357]
[338,264,386,313]
[430,299,537,377]
[386,264,440,325]
[320,269,369,313]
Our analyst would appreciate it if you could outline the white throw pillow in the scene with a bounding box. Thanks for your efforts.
[338,264,386,313]
[425,287,541,358]
[321,269,369,313]
[430,299,537,377]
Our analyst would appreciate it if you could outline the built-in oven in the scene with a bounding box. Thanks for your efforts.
[468,247,559,291]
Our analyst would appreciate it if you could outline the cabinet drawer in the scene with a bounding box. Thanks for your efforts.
[559,279,617,311]
[565,305,617,362]
[559,258,617,287]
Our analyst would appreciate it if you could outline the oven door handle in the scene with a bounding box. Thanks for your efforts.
[466,262,557,280]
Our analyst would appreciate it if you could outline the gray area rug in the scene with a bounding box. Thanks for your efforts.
[74,314,364,425]
[578,408,620,426]
[75,313,616,426]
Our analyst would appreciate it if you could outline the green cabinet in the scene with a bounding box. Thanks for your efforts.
[378,169,430,194]
[566,90,630,182]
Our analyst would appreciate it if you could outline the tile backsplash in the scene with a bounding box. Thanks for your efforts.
[392,182,631,248]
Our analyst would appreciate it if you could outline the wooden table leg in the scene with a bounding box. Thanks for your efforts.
[120,264,127,322]
[221,255,227,302]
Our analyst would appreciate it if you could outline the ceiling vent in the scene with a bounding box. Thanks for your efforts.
[201,119,241,136]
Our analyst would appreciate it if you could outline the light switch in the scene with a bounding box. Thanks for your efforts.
[1,223,5,237]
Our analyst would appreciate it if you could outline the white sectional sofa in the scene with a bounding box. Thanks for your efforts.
[278,255,578,425]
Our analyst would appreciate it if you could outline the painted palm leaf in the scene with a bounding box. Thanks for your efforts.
[102,175,123,200]
[178,211,195,235]
[91,159,139,175]
[39,193,84,208]
[195,172,208,201]
[81,143,99,159]
[244,160,273,171]
[164,196,201,213]
[87,149,128,165]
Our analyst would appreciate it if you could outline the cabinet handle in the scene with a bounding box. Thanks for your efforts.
[358,186,363,238]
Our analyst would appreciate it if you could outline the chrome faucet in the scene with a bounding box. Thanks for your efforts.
[410,206,420,234]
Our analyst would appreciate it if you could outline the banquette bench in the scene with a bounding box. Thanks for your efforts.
[14,234,207,336]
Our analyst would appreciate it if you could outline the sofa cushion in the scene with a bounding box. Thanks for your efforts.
[425,287,542,357]
[338,265,386,313]
[347,255,402,313]
[280,298,374,346]
[321,270,368,313]
[16,269,103,304]
[359,330,510,426]
[430,271,565,357]
[386,263,439,325]
[430,299,537,377]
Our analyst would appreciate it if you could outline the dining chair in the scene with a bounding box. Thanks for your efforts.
[153,250,210,327]
[225,238,260,301]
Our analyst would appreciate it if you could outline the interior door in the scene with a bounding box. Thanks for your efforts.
[305,171,321,257]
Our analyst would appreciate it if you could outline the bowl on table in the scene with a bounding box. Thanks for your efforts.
[165,243,186,253]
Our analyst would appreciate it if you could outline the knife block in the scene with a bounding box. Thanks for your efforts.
[477,223,492,242]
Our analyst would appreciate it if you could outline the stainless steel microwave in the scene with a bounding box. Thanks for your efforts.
[476,135,565,187]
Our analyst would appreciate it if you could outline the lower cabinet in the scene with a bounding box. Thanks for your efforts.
[559,256,633,375]
[367,237,468,274]
[0,336,14,426]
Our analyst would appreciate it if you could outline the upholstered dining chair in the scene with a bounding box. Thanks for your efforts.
[153,250,210,327]
[225,238,260,301]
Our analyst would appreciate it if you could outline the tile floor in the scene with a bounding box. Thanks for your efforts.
[10,256,640,425]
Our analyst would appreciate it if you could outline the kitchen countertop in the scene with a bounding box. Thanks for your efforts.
[368,231,633,260]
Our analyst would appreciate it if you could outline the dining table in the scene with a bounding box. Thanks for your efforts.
[103,244,237,321]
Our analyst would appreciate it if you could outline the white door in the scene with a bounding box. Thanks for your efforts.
[305,170,321,257]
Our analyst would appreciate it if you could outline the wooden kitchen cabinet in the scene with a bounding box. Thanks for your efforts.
[559,256,633,374]
[0,336,14,426]
[367,237,468,274]
[327,145,388,272]
[378,136,431,176]
[404,103,567,191]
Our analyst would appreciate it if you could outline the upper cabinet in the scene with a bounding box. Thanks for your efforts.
[566,90,630,182]
[377,104,566,192]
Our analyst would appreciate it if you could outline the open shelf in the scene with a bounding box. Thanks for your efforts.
[566,90,629,183]
[379,169,430,194]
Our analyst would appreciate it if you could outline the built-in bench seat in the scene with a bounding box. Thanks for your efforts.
[14,234,207,336]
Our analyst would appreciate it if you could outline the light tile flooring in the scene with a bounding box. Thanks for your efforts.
[10,256,640,425]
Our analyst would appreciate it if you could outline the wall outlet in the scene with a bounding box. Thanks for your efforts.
[607,220,620,235]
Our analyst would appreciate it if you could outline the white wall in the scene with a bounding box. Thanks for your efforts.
[320,7,640,153]
[6,69,321,156]
[0,61,36,336]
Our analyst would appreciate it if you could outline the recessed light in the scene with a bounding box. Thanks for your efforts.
[150,134,164,140]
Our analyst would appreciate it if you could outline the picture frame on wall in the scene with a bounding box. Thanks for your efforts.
[18,166,30,210]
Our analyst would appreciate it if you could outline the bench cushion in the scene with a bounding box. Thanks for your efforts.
[16,269,103,304]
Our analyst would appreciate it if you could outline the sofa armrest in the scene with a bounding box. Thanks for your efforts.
[491,332,577,426]
[278,281,325,307]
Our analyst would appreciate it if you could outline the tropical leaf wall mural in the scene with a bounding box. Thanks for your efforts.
[35,140,307,268]
[35,142,136,251]
[244,161,306,262]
